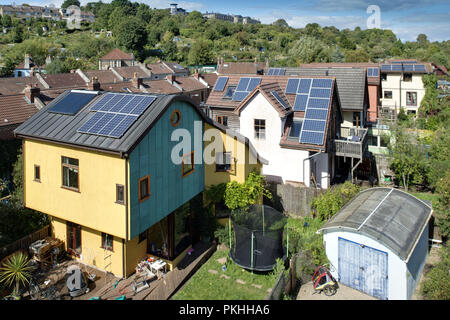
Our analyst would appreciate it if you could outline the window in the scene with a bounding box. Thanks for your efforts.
[403,73,412,82]
[62,156,79,191]
[216,152,232,172]
[181,151,195,177]
[406,92,417,106]
[138,175,150,202]
[223,86,236,99]
[254,119,266,140]
[138,231,147,244]
[34,165,40,182]
[116,184,124,204]
[101,233,113,251]
[288,120,303,140]
[368,134,378,147]
[170,109,181,127]
[352,112,361,127]
[216,115,228,126]
[381,73,387,81]
[67,222,81,256]
[384,91,392,99]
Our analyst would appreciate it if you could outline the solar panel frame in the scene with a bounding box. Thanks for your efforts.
[307,98,330,109]
[312,78,333,88]
[293,94,308,111]
[300,130,324,145]
[297,79,312,94]
[271,91,289,109]
[286,79,300,94]
[236,77,250,91]
[303,119,326,132]
[310,88,331,98]
[306,108,328,120]
[213,77,229,91]
[48,92,97,115]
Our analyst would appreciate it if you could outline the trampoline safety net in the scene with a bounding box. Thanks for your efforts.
[230,204,287,271]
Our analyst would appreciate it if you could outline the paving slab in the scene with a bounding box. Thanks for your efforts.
[297,282,377,300]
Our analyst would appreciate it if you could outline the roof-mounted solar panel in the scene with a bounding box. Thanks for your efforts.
[232,77,261,101]
[213,77,229,91]
[48,91,97,115]
[298,79,312,94]
[286,79,300,94]
[271,91,290,109]
[293,94,308,111]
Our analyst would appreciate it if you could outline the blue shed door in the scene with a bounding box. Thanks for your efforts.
[338,237,388,300]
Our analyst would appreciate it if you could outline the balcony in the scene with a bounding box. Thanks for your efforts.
[333,127,368,159]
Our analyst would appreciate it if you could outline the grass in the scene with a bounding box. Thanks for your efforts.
[172,248,280,300]
[409,192,440,207]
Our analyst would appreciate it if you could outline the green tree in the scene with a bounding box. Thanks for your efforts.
[434,171,450,239]
[116,17,148,58]
[288,36,329,64]
[427,128,450,190]
[420,74,439,116]
[188,39,214,65]
[161,40,178,61]
[0,252,32,298]
[344,49,370,62]
[420,246,450,299]
[273,19,289,28]
[331,46,344,62]
[62,0,80,8]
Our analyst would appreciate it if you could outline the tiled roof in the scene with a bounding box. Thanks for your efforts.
[199,73,218,87]
[100,82,143,93]
[299,63,380,85]
[113,66,150,79]
[39,73,87,88]
[141,80,181,94]
[146,63,173,75]
[217,62,265,75]
[100,48,134,61]
[0,94,38,127]
[174,76,207,92]
[0,76,44,95]
[83,70,121,84]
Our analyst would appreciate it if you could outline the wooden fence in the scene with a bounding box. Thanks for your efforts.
[0,225,51,261]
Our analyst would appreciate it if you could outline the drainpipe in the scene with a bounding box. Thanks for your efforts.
[302,151,322,188]
[122,153,129,278]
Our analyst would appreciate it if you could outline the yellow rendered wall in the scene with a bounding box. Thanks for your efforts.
[204,123,262,187]
[52,217,125,277]
[124,234,147,277]
[24,139,127,239]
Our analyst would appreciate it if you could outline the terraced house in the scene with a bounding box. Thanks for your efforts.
[14,90,264,278]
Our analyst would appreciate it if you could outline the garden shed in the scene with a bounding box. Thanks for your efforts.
[318,188,432,300]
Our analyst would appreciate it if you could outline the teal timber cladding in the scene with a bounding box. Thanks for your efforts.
[128,100,204,239]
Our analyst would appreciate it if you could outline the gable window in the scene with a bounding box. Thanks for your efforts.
[170,109,181,127]
[34,165,40,182]
[216,115,228,126]
[101,233,113,251]
[254,119,266,140]
[62,156,79,191]
[181,151,195,177]
[67,222,81,256]
[116,184,124,204]
[216,152,232,172]
[138,175,150,202]
[406,92,417,106]
[384,91,392,99]
[223,86,236,100]
[403,73,412,82]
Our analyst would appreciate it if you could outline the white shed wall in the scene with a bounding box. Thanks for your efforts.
[323,230,407,300]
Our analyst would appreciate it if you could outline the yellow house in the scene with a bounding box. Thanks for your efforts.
[15,90,265,278]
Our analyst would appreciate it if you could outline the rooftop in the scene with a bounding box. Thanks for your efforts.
[100,48,135,61]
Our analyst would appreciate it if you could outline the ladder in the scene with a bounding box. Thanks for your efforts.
[104,248,113,285]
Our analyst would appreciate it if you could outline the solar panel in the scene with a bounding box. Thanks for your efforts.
[278,68,286,76]
[303,119,326,132]
[310,88,331,98]
[307,98,329,109]
[312,78,333,88]
[232,91,249,101]
[213,77,229,91]
[271,91,289,109]
[392,64,403,71]
[298,79,312,94]
[48,91,97,115]
[267,68,275,75]
[414,64,426,72]
[286,79,300,94]
[403,64,414,71]
[293,94,308,111]
[300,131,324,145]
[78,93,157,138]
[381,65,391,71]
[306,108,328,120]
[232,77,261,101]
[236,78,250,91]
[372,68,379,77]
[248,78,261,91]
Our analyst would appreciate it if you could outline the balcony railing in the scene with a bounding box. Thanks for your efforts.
[332,127,368,159]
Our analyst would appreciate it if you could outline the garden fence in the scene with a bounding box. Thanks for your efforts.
[0,225,51,261]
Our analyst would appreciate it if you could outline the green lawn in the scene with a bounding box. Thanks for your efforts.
[409,192,439,207]
[172,248,280,300]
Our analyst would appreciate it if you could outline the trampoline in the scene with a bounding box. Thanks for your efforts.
[229,204,288,272]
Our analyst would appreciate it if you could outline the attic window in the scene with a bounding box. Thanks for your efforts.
[223,86,236,100]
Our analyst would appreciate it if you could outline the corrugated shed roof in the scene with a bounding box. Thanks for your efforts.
[319,188,433,262]
[0,94,39,127]
[292,68,367,111]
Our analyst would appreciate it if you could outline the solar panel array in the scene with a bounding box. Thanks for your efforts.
[213,76,229,91]
[77,93,157,139]
[271,91,290,110]
[232,77,261,101]
[380,64,426,72]
[285,78,332,112]
[48,91,97,115]
[391,60,417,64]
[367,67,379,77]
[267,68,286,76]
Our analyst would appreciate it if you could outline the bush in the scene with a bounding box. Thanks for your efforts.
[311,182,360,220]
[214,223,233,247]
[420,246,450,300]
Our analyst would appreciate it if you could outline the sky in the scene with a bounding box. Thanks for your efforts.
[2,0,449,42]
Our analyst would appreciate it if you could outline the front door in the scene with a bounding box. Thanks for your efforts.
[338,237,388,300]
[67,222,82,256]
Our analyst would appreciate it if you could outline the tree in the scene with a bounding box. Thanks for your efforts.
[434,171,450,240]
[161,40,178,61]
[417,33,429,47]
[0,252,32,298]
[344,49,370,62]
[420,74,439,116]
[273,19,289,28]
[387,125,427,191]
[427,128,450,190]
[288,36,330,64]
[331,46,344,62]
[62,0,81,9]
[188,39,214,66]
[116,17,148,58]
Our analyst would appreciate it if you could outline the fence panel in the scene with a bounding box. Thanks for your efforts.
[0,225,51,260]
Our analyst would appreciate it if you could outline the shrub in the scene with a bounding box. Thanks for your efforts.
[311,181,360,220]
[420,246,450,300]
[214,223,233,248]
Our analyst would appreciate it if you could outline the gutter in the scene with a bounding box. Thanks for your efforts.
[302,151,322,188]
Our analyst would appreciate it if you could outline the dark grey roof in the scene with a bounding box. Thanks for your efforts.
[284,68,366,111]
[14,90,192,155]
[318,188,432,262]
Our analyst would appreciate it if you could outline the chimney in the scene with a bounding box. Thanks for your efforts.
[132,72,143,89]
[167,74,175,83]
[88,77,100,91]
[30,67,35,77]
[25,84,40,103]
[193,68,200,80]
[217,56,220,66]
[24,54,30,69]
